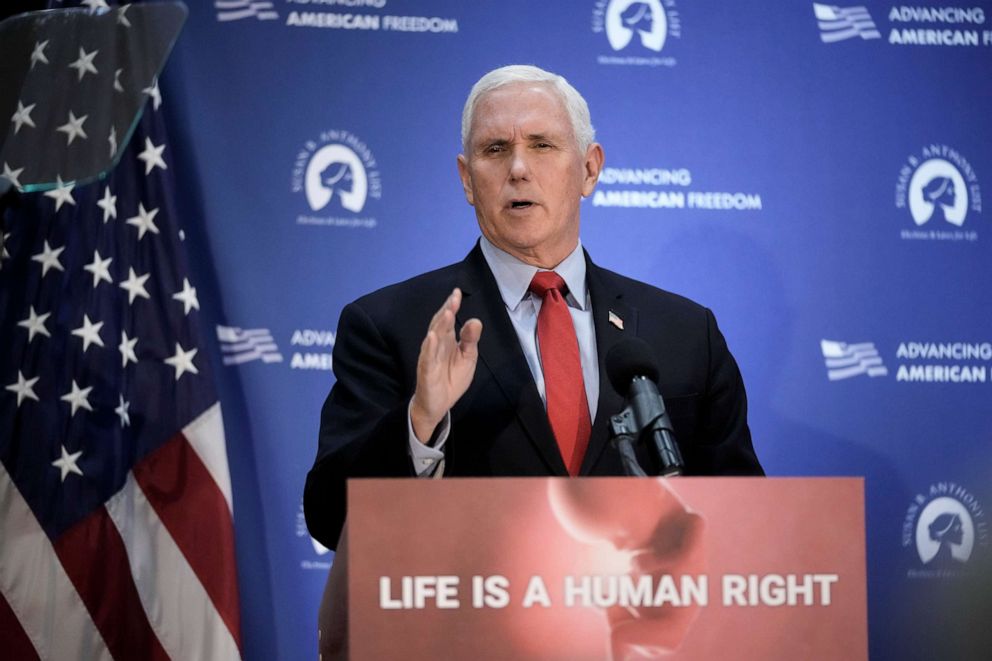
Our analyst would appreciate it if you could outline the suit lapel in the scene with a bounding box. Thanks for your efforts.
[581,255,638,475]
[455,245,568,475]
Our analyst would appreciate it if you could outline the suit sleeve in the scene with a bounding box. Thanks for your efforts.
[688,308,764,476]
[304,301,415,550]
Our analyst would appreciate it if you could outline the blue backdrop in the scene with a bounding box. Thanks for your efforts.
[154,1,992,658]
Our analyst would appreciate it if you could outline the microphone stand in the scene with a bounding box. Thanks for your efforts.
[608,377,685,477]
[608,408,648,477]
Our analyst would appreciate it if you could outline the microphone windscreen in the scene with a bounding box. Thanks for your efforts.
[605,338,660,396]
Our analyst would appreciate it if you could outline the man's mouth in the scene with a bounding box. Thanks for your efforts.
[509,200,535,210]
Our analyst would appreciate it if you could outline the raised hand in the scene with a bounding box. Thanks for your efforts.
[410,288,483,443]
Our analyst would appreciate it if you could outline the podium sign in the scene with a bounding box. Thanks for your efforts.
[346,477,867,660]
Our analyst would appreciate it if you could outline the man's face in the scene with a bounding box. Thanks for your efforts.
[458,83,604,268]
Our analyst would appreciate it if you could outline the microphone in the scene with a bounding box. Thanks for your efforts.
[606,338,684,477]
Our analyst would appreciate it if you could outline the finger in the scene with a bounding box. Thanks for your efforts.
[448,287,463,314]
[418,329,437,375]
[458,318,483,358]
[427,289,457,331]
[441,288,461,329]
[434,310,457,363]
[427,302,446,334]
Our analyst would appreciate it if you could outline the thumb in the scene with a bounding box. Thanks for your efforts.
[458,318,483,357]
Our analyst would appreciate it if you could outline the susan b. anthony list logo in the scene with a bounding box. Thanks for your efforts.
[895,145,981,242]
[592,0,681,67]
[291,129,381,229]
[903,482,988,578]
[296,502,332,570]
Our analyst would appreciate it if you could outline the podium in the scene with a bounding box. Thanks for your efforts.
[319,477,867,660]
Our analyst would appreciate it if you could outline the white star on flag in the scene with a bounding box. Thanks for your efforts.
[119,267,151,304]
[44,177,76,211]
[1,231,10,265]
[81,0,111,10]
[2,163,23,190]
[115,394,131,428]
[18,306,52,341]
[108,126,118,158]
[83,249,113,287]
[5,371,40,406]
[52,445,84,482]
[119,330,139,367]
[68,47,99,82]
[60,379,94,417]
[114,68,125,93]
[126,203,160,239]
[11,100,37,134]
[31,240,65,276]
[97,186,118,222]
[57,110,89,145]
[173,278,200,315]
[118,5,132,27]
[30,40,49,69]
[137,138,167,174]
[71,314,106,353]
[143,79,162,111]
[164,343,199,380]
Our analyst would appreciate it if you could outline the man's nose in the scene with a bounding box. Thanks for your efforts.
[508,148,530,180]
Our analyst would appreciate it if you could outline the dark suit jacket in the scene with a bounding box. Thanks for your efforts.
[304,243,763,550]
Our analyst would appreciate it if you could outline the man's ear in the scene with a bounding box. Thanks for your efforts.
[581,143,605,198]
[457,154,475,205]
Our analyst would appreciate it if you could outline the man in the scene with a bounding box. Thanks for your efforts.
[304,65,763,551]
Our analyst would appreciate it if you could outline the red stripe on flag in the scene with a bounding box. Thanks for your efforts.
[133,433,242,649]
[53,508,170,661]
[0,589,40,661]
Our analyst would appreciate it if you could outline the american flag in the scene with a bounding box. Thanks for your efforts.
[0,4,242,659]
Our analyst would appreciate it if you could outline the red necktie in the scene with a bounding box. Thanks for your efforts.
[529,271,591,476]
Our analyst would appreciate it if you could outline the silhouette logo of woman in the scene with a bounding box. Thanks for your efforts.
[927,512,965,567]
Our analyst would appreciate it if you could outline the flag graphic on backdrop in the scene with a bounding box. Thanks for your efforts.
[214,0,279,23]
[217,325,284,366]
[812,4,882,43]
[0,5,242,659]
[821,339,889,380]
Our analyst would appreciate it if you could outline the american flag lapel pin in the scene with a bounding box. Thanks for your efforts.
[609,310,624,330]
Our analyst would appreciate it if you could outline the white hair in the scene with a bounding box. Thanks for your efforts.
[461,65,595,153]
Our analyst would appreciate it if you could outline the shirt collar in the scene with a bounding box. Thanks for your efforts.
[479,235,588,312]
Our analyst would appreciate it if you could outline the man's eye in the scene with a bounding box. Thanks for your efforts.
[534,142,552,150]
[484,144,505,154]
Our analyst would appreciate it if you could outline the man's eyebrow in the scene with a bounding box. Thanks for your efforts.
[476,132,562,144]
[472,131,567,150]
